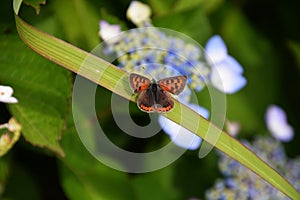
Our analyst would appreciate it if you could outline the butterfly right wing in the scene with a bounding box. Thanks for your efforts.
[157,75,187,95]
[130,73,151,93]
[154,89,174,113]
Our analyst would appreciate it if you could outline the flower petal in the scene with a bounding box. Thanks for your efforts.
[177,87,192,105]
[187,103,210,119]
[0,85,18,103]
[224,56,244,74]
[158,116,202,150]
[126,1,151,26]
[158,104,209,150]
[226,120,241,137]
[98,20,121,43]
[5,97,18,103]
[210,64,247,94]
[205,35,228,64]
[265,105,294,142]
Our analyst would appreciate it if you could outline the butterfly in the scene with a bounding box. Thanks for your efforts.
[129,73,188,113]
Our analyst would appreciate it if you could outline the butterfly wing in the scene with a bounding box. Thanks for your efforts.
[137,89,174,113]
[157,75,188,95]
[130,73,151,93]
[154,89,174,113]
[131,73,182,113]
[137,90,156,113]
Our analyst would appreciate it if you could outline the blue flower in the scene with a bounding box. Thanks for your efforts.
[100,26,209,92]
[98,20,121,44]
[98,12,248,151]
[265,105,294,142]
[158,94,209,150]
[205,35,247,94]
[206,137,300,200]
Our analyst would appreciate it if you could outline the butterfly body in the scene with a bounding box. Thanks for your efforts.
[130,73,187,113]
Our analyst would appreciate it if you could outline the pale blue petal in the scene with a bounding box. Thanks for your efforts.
[158,104,209,150]
[188,103,210,119]
[158,116,202,150]
[205,35,228,64]
[177,87,192,105]
[210,64,247,94]
[224,56,244,74]
[265,105,294,142]
[99,20,121,43]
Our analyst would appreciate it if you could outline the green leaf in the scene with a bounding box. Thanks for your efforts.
[148,0,175,16]
[3,161,41,199]
[0,156,10,186]
[50,0,100,50]
[12,1,300,199]
[149,0,222,16]
[59,117,135,200]
[153,7,211,43]
[23,0,46,14]
[0,34,70,156]
[288,40,300,72]
[132,167,180,200]
[171,0,223,14]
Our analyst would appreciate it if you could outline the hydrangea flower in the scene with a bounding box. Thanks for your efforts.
[126,1,151,27]
[98,20,121,44]
[101,27,209,92]
[158,101,209,150]
[205,35,247,94]
[0,85,18,103]
[265,105,294,142]
[98,1,248,150]
[206,137,300,200]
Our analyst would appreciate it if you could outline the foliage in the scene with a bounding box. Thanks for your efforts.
[0,0,299,199]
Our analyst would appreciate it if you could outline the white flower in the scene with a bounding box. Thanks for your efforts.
[126,1,151,26]
[226,120,241,137]
[98,20,121,44]
[0,85,18,103]
[158,103,209,150]
[265,105,294,142]
[205,35,247,94]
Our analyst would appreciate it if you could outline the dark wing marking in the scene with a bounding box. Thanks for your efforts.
[157,75,187,95]
[137,90,156,113]
[130,73,151,94]
[154,89,174,113]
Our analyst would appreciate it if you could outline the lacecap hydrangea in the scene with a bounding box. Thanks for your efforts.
[98,1,247,150]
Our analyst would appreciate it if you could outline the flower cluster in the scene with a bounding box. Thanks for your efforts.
[98,1,247,150]
[205,137,300,199]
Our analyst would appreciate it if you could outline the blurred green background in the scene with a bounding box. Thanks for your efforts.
[0,0,299,199]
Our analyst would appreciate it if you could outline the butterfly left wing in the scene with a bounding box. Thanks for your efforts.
[137,90,156,113]
[157,75,188,95]
[130,73,151,93]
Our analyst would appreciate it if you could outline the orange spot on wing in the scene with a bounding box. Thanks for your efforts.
[156,105,173,113]
[139,104,155,112]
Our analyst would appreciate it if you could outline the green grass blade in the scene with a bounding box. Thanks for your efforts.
[13,1,300,199]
